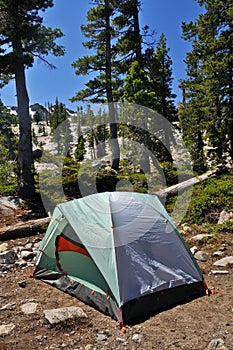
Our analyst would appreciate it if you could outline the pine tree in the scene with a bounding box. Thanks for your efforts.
[49,98,66,131]
[146,33,177,122]
[33,110,43,125]
[181,0,233,168]
[122,61,156,107]
[114,0,143,72]
[85,105,95,128]
[121,61,155,172]
[50,98,73,156]
[178,45,208,173]
[71,0,121,170]
[74,135,86,162]
[0,0,64,198]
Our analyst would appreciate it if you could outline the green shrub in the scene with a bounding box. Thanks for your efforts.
[0,162,18,195]
[178,171,233,224]
[0,183,18,196]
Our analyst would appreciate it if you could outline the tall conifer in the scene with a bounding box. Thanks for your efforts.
[0,0,64,198]
[181,0,233,168]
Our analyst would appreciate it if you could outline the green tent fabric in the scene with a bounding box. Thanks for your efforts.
[34,192,208,325]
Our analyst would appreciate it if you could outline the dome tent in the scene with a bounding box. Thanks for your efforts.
[34,192,208,326]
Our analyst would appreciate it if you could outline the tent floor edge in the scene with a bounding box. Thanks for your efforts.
[33,267,119,321]
[120,281,207,325]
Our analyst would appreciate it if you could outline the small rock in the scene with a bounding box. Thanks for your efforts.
[85,345,94,350]
[0,251,15,265]
[190,246,198,255]
[96,333,107,341]
[213,256,233,267]
[35,335,44,342]
[219,244,227,252]
[207,338,224,349]
[0,323,15,336]
[123,341,129,346]
[20,250,35,260]
[211,270,229,275]
[182,225,191,232]
[194,251,210,262]
[191,234,213,242]
[213,251,224,257]
[0,264,11,272]
[0,243,8,253]
[132,333,142,343]
[21,302,38,314]
[0,206,14,215]
[44,306,88,326]
[116,337,125,342]
[15,260,27,267]
[18,281,27,288]
[7,196,21,206]
[218,210,233,224]
[25,243,32,250]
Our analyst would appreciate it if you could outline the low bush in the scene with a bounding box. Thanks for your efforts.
[0,162,18,195]
[166,170,233,225]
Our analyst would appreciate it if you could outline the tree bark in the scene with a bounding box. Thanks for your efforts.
[228,30,233,160]
[12,28,35,199]
[132,1,150,173]
[105,0,120,170]
[132,0,143,67]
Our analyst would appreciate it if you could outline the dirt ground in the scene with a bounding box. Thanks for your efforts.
[0,211,233,350]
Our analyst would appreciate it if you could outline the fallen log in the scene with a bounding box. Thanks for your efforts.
[0,217,50,241]
[156,164,226,197]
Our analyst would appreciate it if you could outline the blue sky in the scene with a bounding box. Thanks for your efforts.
[0,0,203,110]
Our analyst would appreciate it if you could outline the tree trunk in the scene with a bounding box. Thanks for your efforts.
[132,0,143,67]
[132,0,151,173]
[105,0,120,171]
[228,32,233,160]
[13,35,35,199]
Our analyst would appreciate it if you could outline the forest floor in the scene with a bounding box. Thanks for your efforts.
[0,206,233,350]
